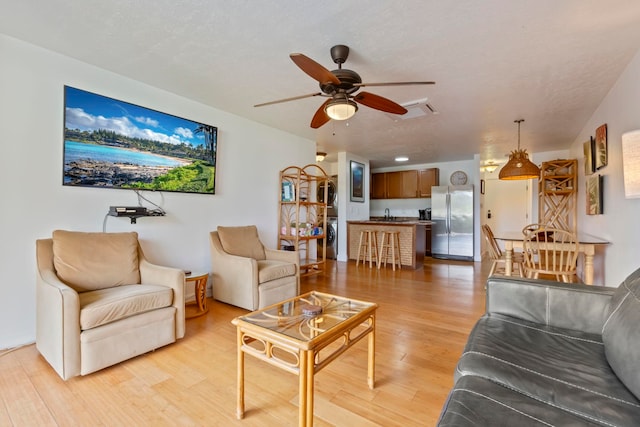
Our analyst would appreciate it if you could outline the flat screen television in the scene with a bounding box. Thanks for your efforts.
[63,86,217,194]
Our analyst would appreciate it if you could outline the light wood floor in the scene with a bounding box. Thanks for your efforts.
[0,258,490,426]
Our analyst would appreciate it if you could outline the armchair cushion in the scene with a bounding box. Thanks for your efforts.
[217,226,266,260]
[257,260,297,283]
[52,230,140,292]
[79,284,173,330]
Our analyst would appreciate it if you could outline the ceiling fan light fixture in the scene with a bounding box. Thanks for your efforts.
[499,119,541,180]
[325,97,358,121]
[316,152,327,162]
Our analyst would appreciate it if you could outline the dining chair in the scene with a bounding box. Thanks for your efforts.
[482,224,524,277]
[522,226,579,283]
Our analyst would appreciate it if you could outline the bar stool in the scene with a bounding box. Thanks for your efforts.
[356,229,379,268]
[378,231,401,270]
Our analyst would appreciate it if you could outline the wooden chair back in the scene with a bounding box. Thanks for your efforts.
[522,226,579,283]
[482,224,502,260]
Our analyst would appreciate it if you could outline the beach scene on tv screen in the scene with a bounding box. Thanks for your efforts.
[63,86,217,194]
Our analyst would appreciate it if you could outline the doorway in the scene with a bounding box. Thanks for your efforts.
[482,177,532,252]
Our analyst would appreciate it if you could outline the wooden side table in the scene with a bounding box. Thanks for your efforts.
[185,272,209,318]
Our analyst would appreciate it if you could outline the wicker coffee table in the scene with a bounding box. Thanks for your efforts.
[231,291,378,427]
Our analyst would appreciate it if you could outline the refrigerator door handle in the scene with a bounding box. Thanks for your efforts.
[446,193,451,234]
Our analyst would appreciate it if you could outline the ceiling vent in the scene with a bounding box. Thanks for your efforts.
[386,98,439,121]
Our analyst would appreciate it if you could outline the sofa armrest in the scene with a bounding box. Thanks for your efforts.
[36,239,81,380]
[138,248,186,339]
[486,275,614,334]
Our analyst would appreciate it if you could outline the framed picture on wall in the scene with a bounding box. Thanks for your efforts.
[595,124,607,170]
[586,174,603,215]
[583,137,594,175]
[350,161,365,202]
[63,86,218,195]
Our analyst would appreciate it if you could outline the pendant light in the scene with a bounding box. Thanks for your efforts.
[499,119,540,180]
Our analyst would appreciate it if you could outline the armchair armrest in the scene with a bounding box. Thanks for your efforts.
[486,275,614,335]
[265,247,300,266]
[138,248,186,339]
[265,248,300,293]
[36,239,81,380]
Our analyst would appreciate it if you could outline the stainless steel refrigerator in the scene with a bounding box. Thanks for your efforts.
[431,185,474,261]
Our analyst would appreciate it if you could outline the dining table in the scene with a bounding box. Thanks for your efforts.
[495,231,610,285]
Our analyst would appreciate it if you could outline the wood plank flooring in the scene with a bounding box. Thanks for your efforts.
[0,258,490,426]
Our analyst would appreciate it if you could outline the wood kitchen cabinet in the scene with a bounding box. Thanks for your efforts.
[418,168,439,197]
[387,170,418,198]
[372,168,434,199]
[425,224,432,256]
[371,172,387,199]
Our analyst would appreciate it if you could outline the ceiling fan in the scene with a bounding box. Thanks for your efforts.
[254,45,435,128]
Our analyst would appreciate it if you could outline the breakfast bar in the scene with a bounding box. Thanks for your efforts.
[347,220,429,269]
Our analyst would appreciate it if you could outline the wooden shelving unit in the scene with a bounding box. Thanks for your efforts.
[278,164,328,277]
[538,159,577,232]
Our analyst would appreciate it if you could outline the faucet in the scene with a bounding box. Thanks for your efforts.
[384,208,390,220]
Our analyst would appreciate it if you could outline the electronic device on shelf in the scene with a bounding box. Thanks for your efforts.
[107,206,164,223]
[109,206,148,216]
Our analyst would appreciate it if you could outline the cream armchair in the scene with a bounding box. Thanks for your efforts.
[209,225,299,311]
[36,230,185,380]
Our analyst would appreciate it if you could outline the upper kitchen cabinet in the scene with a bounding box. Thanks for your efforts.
[371,172,387,199]
[387,170,418,198]
[371,168,439,199]
[418,168,440,197]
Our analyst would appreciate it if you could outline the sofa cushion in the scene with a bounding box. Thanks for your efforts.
[456,313,640,426]
[257,259,296,283]
[217,226,266,260]
[603,266,640,399]
[52,230,140,292]
[438,375,603,426]
[79,284,173,330]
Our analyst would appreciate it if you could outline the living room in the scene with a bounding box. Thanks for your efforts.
[2,2,640,425]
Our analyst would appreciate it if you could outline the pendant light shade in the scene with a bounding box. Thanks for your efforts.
[499,119,541,180]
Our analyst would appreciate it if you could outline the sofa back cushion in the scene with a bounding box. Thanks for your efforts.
[602,266,640,399]
[52,230,141,292]
[217,225,266,260]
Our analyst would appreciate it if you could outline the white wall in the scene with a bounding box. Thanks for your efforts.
[0,34,314,349]
[569,48,640,286]
[335,152,371,261]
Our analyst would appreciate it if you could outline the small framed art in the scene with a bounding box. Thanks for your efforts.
[350,161,365,202]
[595,124,607,170]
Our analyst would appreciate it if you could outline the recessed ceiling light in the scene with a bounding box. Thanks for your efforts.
[395,156,409,162]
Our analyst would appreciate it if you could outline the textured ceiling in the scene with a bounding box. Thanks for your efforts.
[2,0,640,167]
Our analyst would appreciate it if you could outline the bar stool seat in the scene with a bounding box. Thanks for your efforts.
[378,231,401,270]
[356,229,379,268]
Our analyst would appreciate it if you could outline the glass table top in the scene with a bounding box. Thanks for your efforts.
[236,291,376,341]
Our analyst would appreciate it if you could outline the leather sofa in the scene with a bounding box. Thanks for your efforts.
[437,270,640,426]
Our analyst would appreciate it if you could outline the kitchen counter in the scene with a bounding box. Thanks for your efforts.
[347,220,429,269]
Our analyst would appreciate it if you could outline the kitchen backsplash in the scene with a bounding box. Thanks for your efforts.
[370,198,432,218]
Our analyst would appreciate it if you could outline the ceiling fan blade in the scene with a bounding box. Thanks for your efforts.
[354,92,407,115]
[310,99,332,129]
[254,92,323,107]
[354,81,435,88]
[290,53,341,85]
